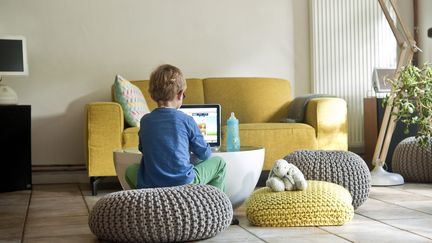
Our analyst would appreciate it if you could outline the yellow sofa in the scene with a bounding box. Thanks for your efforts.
[86,77,348,195]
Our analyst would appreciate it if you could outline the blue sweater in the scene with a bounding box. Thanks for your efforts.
[137,107,211,188]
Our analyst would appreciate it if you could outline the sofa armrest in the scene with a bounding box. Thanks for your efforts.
[86,102,124,177]
[304,98,348,150]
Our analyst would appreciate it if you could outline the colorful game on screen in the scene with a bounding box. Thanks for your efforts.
[178,104,221,146]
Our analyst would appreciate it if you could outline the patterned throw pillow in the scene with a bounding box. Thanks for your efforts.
[114,75,149,127]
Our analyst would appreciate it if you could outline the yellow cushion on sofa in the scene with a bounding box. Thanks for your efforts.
[246,180,354,227]
[233,123,318,170]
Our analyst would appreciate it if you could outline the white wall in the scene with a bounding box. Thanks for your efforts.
[0,0,309,165]
[292,0,311,95]
[418,0,432,64]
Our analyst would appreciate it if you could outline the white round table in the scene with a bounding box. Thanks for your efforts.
[113,146,265,209]
[213,146,265,208]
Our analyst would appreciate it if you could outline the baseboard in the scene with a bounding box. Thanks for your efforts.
[32,164,89,184]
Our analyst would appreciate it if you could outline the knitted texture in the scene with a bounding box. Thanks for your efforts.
[392,137,432,182]
[246,180,354,227]
[284,150,371,209]
[89,184,233,243]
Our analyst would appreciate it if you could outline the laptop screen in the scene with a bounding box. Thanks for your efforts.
[178,104,221,147]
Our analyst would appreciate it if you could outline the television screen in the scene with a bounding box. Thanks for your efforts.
[0,37,28,76]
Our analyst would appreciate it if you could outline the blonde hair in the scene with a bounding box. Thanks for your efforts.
[148,64,186,102]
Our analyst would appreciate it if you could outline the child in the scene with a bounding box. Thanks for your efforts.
[136,64,226,191]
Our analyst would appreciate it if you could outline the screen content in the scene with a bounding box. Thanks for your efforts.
[179,107,218,144]
[0,39,24,72]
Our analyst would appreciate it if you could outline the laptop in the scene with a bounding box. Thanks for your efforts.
[178,104,221,151]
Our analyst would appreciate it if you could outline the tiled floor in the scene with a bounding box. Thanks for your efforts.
[2,183,432,242]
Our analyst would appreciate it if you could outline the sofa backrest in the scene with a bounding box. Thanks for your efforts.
[130,79,205,111]
[203,78,292,123]
[126,77,292,123]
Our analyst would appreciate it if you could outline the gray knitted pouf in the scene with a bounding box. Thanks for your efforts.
[89,184,233,243]
[392,137,432,182]
[284,150,371,209]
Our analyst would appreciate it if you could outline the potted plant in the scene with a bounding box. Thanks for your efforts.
[383,63,432,147]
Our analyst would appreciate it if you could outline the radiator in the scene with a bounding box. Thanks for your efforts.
[310,0,397,148]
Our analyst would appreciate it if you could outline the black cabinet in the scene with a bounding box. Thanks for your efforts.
[0,105,32,191]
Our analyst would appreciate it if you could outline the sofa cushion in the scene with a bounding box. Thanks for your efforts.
[114,75,149,127]
[246,180,354,226]
[229,123,317,170]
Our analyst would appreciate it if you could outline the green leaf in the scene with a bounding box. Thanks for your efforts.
[390,63,432,147]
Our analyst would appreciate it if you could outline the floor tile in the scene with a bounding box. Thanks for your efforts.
[369,186,432,203]
[27,196,88,218]
[236,214,249,226]
[355,198,430,220]
[0,190,31,206]
[23,234,98,243]
[320,214,397,234]
[82,190,117,212]
[31,184,81,198]
[261,234,350,243]
[382,217,432,239]
[0,190,30,242]
[0,239,21,243]
[25,215,90,228]
[200,225,264,242]
[24,215,93,239]
[243,225,330,238]
[0,205,28,221]
[83,196,102,212]
[0,216,26,231]
[393,200,432,215]
[0,227,23,242]
[392,183,432,197]
[336,229,431,243]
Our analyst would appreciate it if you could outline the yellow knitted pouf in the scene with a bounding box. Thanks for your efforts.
[246,180,354,227]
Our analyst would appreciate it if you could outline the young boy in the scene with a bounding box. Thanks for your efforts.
[137,64,226,191]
